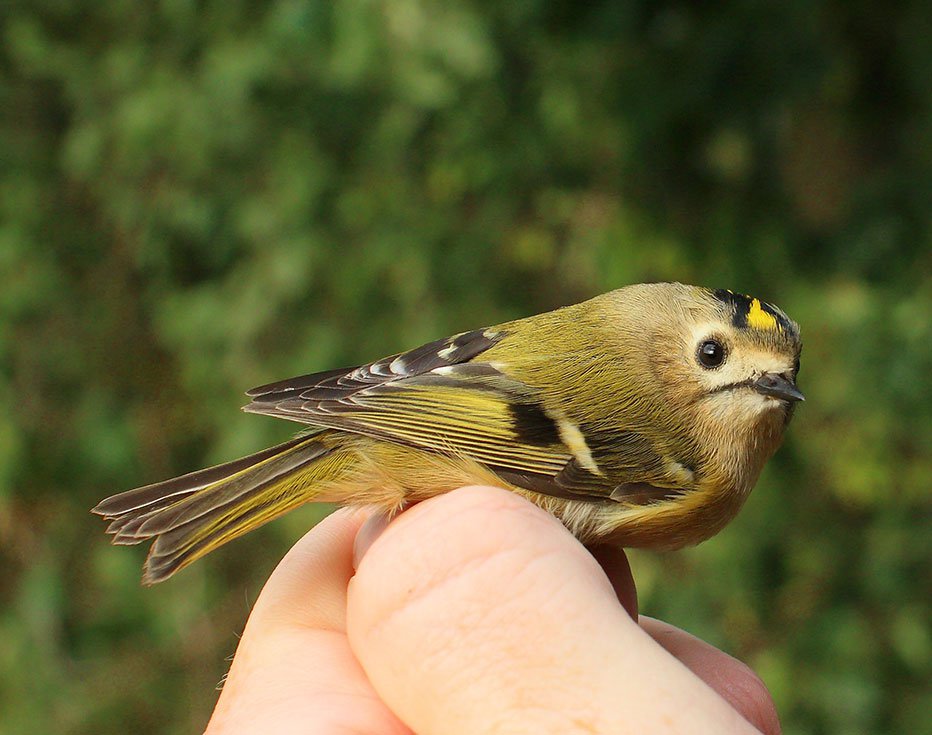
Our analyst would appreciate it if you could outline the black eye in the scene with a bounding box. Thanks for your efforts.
[793,356,801,377]
[697,339,726,369]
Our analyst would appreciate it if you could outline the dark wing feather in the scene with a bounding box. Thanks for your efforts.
[246,329,504,406]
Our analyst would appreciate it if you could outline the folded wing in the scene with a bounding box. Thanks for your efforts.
[245,327,668,503]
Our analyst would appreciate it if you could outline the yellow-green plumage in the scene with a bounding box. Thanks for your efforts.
[94,282,803,584]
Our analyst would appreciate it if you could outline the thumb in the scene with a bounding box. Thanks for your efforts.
[347,486,760,734]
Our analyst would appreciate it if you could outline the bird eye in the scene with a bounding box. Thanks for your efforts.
[697,339,726,369]
[793,356,801,377]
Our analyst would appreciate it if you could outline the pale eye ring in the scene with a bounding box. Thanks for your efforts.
[697,339,727,369]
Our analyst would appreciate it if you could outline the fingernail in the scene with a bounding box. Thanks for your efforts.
[353,511,391,569]
[587,544,639,620]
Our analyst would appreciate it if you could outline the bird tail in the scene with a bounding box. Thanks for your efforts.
[92,432,348,584]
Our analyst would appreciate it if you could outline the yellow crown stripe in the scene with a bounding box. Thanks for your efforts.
[747,298,778,330]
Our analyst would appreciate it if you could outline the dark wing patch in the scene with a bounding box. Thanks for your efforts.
[508,402,562,446]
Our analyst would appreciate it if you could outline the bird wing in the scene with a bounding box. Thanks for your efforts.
[244,328,668,503]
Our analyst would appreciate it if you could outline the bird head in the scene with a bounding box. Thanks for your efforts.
[605,283,803,472]
[684,288,803,424]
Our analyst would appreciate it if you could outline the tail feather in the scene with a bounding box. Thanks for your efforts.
[144,488,311,583]
[93,435,311,518]
[122,438,327,542]
[93,432,345,584]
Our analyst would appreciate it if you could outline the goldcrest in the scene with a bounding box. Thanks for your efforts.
[94,282,803,584]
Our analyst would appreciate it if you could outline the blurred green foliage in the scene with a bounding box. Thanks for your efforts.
[1,1,930,733]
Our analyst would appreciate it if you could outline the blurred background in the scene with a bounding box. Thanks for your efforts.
[1,2,930,733]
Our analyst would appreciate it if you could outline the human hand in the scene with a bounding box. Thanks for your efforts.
[205,486,780,734]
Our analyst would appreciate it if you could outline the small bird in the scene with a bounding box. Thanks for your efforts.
[94,283,803,584]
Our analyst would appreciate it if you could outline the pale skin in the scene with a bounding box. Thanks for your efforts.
[205,486,781,734]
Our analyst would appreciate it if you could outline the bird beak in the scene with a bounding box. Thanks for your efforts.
[753,372,805,402]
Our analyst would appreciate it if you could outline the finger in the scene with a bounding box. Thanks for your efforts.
[641,617,781,735]
[348,486,761,735]
[206,508,411,735]
[247,507,368,632]
[587,544,638,619]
